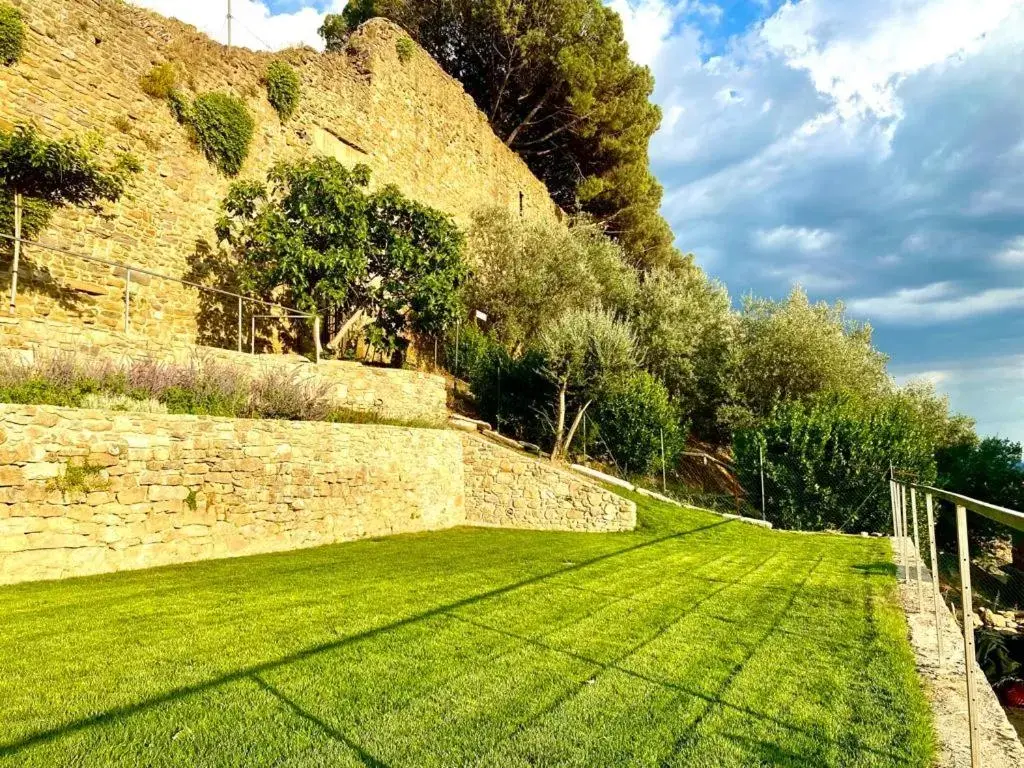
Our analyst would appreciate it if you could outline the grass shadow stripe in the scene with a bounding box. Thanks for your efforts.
[0,520,729,758]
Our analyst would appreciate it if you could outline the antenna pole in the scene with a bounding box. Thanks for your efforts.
[227,0,232,46]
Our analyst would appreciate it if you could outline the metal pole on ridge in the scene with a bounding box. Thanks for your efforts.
[925,492,943,669]
[955,503,982,768]
[227,0,233,47]
[8,192,22,313]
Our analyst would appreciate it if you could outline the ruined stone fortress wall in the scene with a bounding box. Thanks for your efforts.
[0,0,558,344]
[0,405,636,585]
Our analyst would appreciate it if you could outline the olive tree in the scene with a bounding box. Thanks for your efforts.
[537,308,637,460]
[465,207,638,351]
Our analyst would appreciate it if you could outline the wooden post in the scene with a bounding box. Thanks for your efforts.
[955,504,981,768]
[926,493,944,668]
[9,191,22,313]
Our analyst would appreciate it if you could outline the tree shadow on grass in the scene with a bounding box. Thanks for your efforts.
[0,520,727,760]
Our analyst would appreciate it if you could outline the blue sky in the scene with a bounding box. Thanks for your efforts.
[134,0,1024,442]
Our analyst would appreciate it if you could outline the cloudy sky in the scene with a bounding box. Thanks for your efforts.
[131,0,1024,442]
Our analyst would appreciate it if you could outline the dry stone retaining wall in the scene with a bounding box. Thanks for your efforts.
[0,407,636,585]
[0,316,447,422]
[461,434,636,532]
[1,0,557,343]
[0,405,465,584]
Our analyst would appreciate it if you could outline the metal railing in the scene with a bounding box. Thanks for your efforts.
[1,229,322,362]
[890,475,1024,767]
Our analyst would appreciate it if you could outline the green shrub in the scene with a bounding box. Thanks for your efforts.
[592,371,683,477]
[734,391,938,532]
[396,36,414,63]
[139,63,178,99]
[0,4,25,67]
[265,61,301,121]
[179,92,255,177]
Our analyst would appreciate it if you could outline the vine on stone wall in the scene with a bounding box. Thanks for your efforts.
[170,91,255,177]
[265,60,301,121]
[0,3,25,66]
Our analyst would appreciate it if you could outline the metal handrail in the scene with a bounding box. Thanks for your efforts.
[0,232,313,317]
[905,480,1024,532]
[1,231,322,362]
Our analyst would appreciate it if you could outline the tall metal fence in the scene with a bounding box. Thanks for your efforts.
[890,475,1024,767]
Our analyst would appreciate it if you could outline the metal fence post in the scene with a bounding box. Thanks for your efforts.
[955,504,982,768]
[890,479,898,540]
[926,492,943,669]
[901,484,910,585]
[251,316,256,355]
[8,191,22,313]
[237,297,243,353]
[660,429,667,494]
[759,444,767,519]
[124,268,131,333]
[314,316,321,364]
[911,487,923,612]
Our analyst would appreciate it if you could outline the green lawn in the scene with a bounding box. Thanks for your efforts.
[0,492,933,767]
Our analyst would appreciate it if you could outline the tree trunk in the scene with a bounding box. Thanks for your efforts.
[550,381,567,461]
[560,400,593,463]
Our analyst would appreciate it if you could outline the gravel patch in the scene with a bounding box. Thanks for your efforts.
[891,537,1024,767]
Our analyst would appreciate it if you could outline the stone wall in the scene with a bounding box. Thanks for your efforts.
[0,0,558,343]
[0,316,448,422]
[461,434,636,533]
[0,405,465,584]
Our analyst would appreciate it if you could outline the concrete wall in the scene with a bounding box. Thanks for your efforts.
[461,434,636,533]
[0,0,558,344]
[0,316,448,422]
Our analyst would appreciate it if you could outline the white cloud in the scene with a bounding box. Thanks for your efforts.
[848,282,1024,323]
[760,0,1021,121]
[754,225,836,253]
[129,0,345,51]
[994,236,1024,265]
[607,0,678,67]
[892,355,1024,441]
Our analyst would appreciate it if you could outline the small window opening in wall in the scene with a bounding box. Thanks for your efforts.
[519,191,524,217]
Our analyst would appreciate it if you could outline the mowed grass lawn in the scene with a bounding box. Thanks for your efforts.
[0,492,933,767]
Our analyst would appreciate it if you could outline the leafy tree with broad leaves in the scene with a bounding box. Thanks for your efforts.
[537,308,637,460]
[333,0,675,270]
[0,125,139,293]
[216,157,466,359]
[593,370,683,477]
